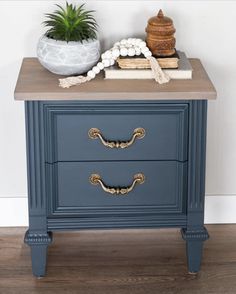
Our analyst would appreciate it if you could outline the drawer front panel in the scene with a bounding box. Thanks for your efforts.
[46,161,187,217]
[45,103,188,162]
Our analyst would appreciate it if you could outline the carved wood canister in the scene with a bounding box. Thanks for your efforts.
[146,9,176,57]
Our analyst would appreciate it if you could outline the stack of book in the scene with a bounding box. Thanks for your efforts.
[104,51,192,80]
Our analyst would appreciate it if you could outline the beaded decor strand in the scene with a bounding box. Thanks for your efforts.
[59,38,170,88]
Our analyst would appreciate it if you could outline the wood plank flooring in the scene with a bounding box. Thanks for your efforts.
[0,225,236,294]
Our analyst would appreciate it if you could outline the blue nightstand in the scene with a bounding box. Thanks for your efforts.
[15,58,216,277]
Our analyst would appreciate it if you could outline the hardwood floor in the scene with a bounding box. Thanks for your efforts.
[0,225,235,294]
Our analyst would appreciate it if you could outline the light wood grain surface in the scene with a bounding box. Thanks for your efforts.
[14,58,217,101]
[0,226,235,294]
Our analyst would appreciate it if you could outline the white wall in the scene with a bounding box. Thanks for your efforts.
[0,1,236,225]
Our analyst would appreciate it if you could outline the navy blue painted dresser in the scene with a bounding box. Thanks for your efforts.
[14,58,217,277]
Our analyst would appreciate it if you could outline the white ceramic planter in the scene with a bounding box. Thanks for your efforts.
[37,36,101,75]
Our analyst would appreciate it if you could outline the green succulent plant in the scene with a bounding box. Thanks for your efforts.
[43,2,98,42]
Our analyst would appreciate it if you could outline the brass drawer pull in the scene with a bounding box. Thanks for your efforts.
[89,173,145,195]
[88,128,145,149]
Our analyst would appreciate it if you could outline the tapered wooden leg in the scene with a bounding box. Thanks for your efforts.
[24,230,53,277]
[30,244,49,277]
[181,227,209,274]
[186,240,204,273]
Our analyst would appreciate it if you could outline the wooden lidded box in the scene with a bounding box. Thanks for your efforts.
[146,9,176,57]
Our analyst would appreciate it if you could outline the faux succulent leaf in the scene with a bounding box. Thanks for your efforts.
[43,2,98,42]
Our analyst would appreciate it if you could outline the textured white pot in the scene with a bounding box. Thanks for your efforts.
[37,36,101,75]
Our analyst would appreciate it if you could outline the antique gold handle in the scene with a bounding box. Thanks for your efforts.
[88,127,145,149]
[89,173,145,195]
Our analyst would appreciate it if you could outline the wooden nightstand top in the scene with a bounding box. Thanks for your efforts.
[14,58,217,101]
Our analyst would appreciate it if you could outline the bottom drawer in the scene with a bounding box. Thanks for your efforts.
[46,161,187,217]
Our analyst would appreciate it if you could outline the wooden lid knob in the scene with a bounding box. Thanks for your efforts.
[157,9,164,18]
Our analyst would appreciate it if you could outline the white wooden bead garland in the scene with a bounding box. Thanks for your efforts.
[59,38,170,88]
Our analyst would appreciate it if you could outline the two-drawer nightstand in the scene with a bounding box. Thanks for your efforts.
[14,58,216,277]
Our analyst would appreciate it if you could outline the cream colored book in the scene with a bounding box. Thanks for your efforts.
[117,50,179,69]
[105,51,192,80]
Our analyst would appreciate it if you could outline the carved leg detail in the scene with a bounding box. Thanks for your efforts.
[181,227,209,274]
[24,230,53,277]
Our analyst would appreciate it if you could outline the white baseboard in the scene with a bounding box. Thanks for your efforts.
[0,197,29,227]
[204,195,236,224]
[0,195,235,227]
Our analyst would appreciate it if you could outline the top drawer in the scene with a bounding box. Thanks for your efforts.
[45,103,188,163]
